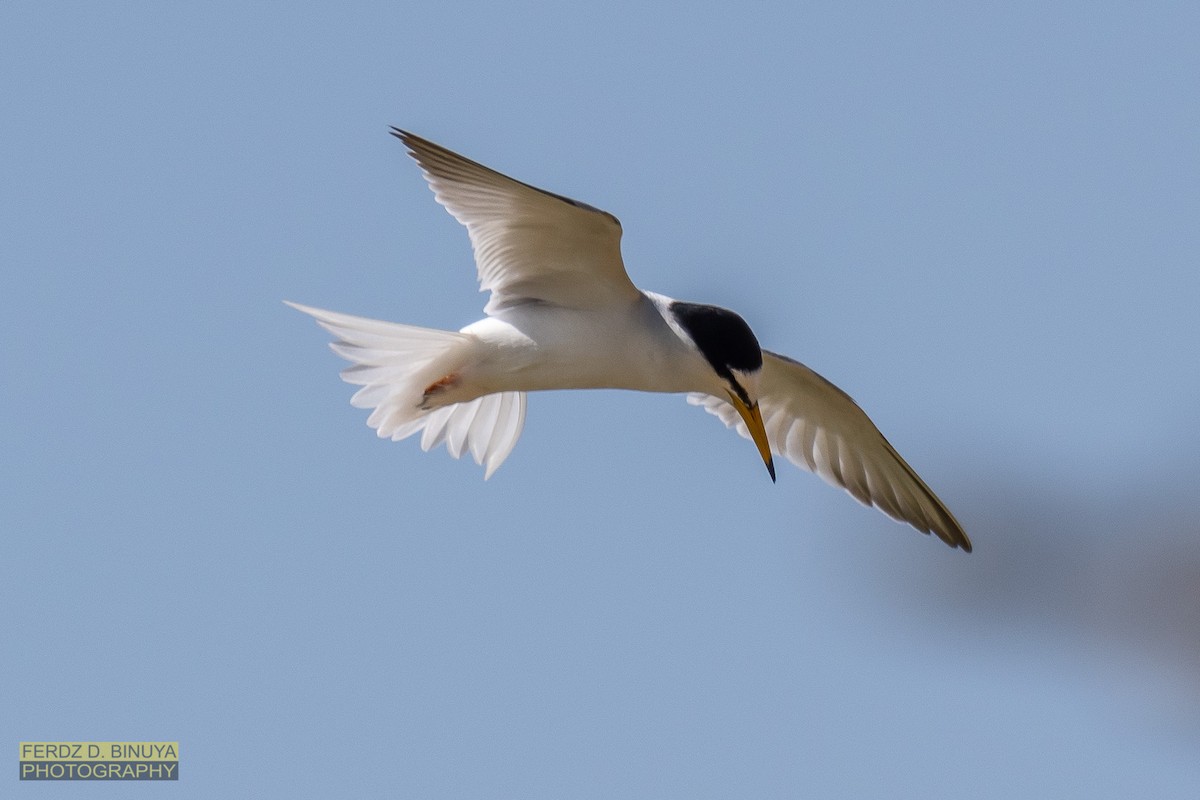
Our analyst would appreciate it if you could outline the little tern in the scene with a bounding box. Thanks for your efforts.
[289,129,971,552]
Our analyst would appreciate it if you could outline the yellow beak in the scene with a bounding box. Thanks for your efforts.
[728,391,776,482]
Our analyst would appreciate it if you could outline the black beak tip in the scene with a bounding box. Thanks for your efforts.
[767,458,776,483]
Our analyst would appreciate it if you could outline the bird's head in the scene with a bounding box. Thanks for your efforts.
[669,301,776,482]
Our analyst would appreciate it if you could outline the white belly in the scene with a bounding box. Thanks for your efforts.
[455,293,719,399]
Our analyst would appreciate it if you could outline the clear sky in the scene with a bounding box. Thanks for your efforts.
[3,2,1199,797]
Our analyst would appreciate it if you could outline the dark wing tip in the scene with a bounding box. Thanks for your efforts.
[385,126,623,229]
[955,527,974,553]
[931,512,972,553]
[929,497,972,552]
[876,432,973,554]
[389,127,424,158]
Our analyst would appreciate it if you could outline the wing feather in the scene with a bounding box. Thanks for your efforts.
[393,129,640,313]
[689,351,971,551]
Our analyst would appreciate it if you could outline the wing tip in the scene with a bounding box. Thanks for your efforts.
[947,525,973,553]
[874,495,972,553]
[389,127,430,165]
[926,493,972,553]
[926,511,972,553]
[935,529,974,553]
[389,126,423,160]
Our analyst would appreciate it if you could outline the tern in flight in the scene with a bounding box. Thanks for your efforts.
[289,129,971,551]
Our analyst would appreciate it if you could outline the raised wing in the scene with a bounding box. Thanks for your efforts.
[689,351,971,551]
[394,129,641,314]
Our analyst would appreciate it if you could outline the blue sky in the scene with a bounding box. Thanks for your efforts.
[3,2,1199,797]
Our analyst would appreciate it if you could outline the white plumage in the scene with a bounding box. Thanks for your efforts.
[289,129,970,551]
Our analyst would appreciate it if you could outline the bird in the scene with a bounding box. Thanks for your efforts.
[288,128,971,552]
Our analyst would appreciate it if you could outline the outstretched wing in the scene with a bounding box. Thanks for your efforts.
[689,351,971,551]
[394,129,641,314]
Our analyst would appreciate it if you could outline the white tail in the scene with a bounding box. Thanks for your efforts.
[287,302,526,478]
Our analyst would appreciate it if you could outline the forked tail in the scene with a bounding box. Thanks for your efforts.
[287,302,526,478]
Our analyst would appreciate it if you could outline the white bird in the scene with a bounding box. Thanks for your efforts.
[289,129,971,552]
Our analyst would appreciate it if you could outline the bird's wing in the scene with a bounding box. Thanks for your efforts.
[394,129,641,313]
[688,351,971,551]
